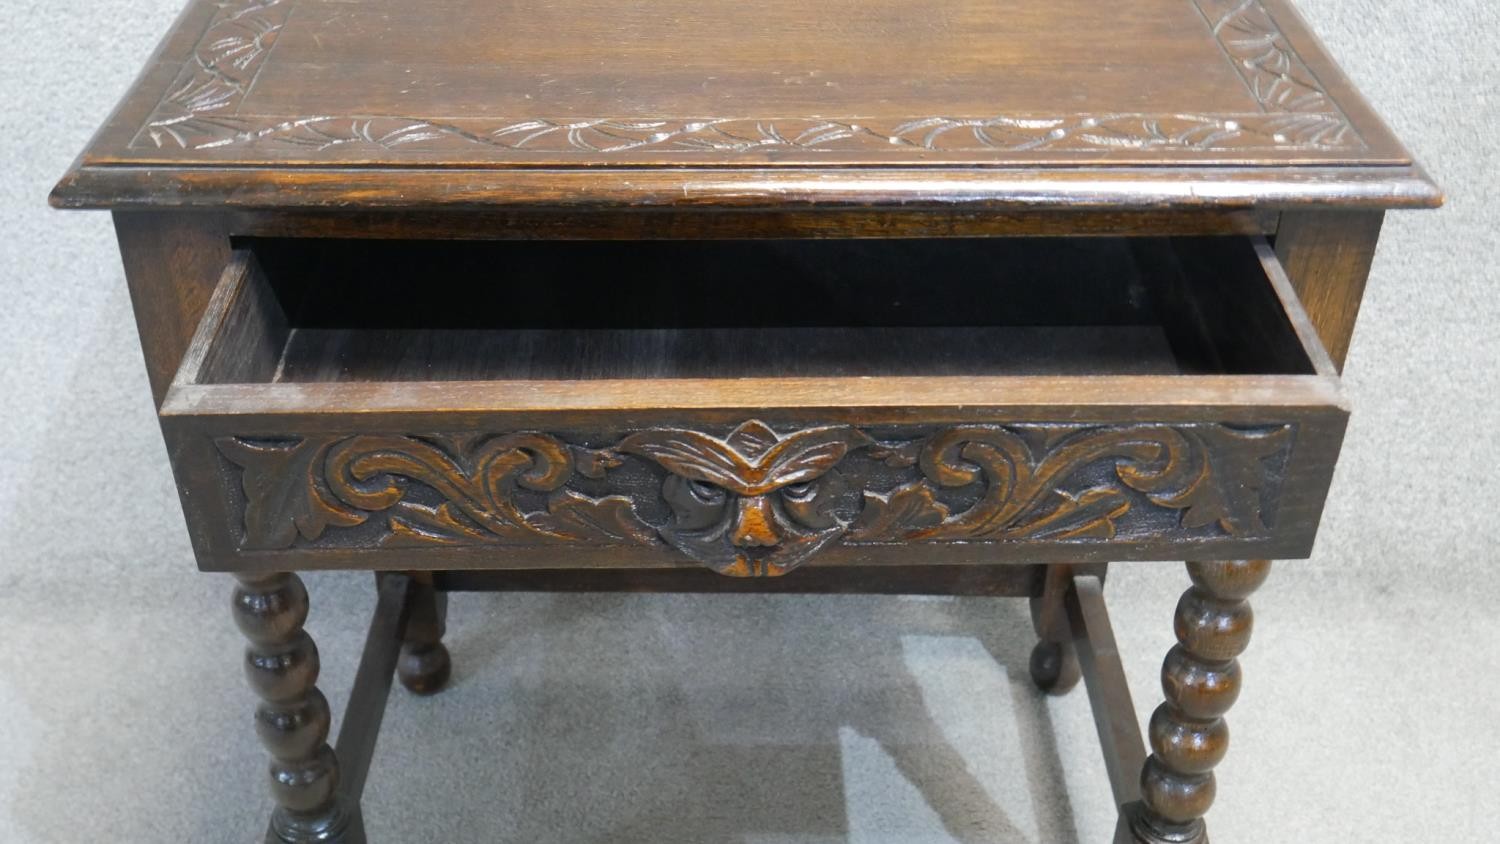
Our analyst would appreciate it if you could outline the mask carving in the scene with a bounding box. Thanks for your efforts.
[618,420,872,577]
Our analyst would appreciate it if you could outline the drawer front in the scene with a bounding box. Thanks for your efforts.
[159,235,1348,575]
[163,408,1345,575]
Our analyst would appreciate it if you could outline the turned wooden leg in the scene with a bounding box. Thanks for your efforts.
[397,577,451,695]
[232,573,354,843]
[1127,560,1270,844]
[1029,563,1082,695]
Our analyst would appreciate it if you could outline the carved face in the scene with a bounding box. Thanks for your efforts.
[619,421,872,577]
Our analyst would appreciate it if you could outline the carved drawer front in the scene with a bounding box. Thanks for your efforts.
[159,235,1347,576]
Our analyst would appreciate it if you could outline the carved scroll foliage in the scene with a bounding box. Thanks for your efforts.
[1190,0,1356,148]
[142,113,1357,155]
[139,0,295,149]
[219,433,656,551]
[847,424,1293,543]
[1196,0,1334,113]
[134,0,1359,154]
[216,421,1294,576]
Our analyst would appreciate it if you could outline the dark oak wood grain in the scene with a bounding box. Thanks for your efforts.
[430,564,1051,597]
[217,208,1287,241]
[78,0,1409,167]
[204,235,1311,382]
[52,0,1439,214]
[233,572,354,843]
[1068,574,1149,810]
[395,576,450,695]
[1030,564,1085,695]
[112,211,232,405]
[333,573,415,808]
[155,234,1348,576]
[58,165,1441,213]
[1275,210,1386,370]
[1125,560,1271,844]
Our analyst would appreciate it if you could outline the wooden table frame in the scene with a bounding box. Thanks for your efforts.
[100,206,1386,844]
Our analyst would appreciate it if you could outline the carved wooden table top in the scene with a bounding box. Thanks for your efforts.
[53,0,1438,210]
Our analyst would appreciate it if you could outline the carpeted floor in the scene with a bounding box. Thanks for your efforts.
[2,1,1497,841]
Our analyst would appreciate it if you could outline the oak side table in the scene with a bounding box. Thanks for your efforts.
[52,0,1439,840]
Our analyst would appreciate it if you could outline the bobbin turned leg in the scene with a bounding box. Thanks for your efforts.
[1127,560,1270,844]
[1030,563,1081,694]
[232,572,354,843]
[397,577,451,695]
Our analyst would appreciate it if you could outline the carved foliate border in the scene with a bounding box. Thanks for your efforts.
[132,0,1361,155]
[214,420,1296,578]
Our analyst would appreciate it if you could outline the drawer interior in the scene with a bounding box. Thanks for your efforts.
[196,236,1318,385]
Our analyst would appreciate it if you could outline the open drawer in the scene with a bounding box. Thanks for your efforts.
[160,235,1346,577]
